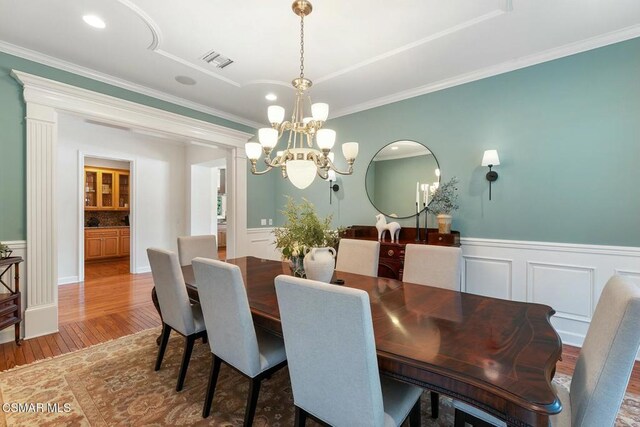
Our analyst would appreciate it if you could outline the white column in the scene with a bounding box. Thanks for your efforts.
[24,101,58,338]
[228,148,248,258]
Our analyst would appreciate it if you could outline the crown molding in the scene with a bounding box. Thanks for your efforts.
[11,70,254,147]
[331,24,640,119]
[0,40,262,129]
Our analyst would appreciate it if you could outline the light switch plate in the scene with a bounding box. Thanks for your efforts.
[261,219,267,226]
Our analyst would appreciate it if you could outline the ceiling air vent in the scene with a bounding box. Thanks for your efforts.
[201,50,234,69]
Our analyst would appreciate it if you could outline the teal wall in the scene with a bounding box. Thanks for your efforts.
[0,51,273,239]
[274,38,640,247]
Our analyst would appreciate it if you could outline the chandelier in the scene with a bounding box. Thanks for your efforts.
[245,0,359,190]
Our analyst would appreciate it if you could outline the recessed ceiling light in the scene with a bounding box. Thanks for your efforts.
[82,15,106,29]
[265,93,277,101]
[175,75,197,86]
[391,146,399,150]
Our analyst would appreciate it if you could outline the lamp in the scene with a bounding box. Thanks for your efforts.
[245,0,359,189]
[325,169,339,204]
[481,150,500,200]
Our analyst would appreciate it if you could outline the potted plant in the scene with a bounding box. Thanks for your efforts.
[429,177,459,234]
[273,197,342,279]
[0,242,13,259]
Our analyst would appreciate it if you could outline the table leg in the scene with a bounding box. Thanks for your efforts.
[151,287,163,345]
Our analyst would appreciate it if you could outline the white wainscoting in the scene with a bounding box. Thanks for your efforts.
[245,228,280,261]
[461,238,640,352]
[5,234,640,358]
[0,241,26,345]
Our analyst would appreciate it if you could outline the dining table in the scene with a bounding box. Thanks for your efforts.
[151,256,563,427]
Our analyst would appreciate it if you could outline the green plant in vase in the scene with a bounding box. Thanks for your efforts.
[429,177,459,234]
[273,197,342,277]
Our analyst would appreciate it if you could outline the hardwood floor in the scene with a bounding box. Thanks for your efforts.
[1,256,638,397]
[0,258,161,372]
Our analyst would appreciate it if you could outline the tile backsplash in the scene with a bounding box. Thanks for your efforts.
[85,211,129,227]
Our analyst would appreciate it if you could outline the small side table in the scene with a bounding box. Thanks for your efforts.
[0,256,23,345]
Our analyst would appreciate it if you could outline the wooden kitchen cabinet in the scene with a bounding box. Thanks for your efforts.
[85,227,130,261]
[120,228,130,256]
[84,167,130,211]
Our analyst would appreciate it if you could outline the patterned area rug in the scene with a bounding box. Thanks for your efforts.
[0,328,638,426]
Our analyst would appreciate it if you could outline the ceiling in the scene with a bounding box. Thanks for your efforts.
[1,0,639,129]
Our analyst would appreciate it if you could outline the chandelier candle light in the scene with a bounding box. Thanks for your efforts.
[245,1,359,190]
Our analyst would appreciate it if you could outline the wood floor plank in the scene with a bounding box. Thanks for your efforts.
[58,324,82,351]
[44,334,63,357]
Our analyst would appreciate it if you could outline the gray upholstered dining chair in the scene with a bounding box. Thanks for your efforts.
[275,274,422,427]
[192,257,287,424]
[147,248,207,392]
[177,235,218,266]
[335,238,380,277]
[403,244,462,290]
[453,274,640,427]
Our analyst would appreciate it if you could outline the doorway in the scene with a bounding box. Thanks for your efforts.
[189,155,228,260]
[82,156,133,281]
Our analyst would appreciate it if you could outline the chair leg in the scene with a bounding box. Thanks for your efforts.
[154,323,171,371]
[202,355,222,418]
[294,406,307,427]
[244,377,262,426]
[409,397,421,427]
[454,408,466,427]
[430,391,439,419]
[176,334,196,392]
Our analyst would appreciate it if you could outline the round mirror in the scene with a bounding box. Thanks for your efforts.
[365,140,440,219]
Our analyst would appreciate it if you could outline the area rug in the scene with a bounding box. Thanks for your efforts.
[0,328,638,426]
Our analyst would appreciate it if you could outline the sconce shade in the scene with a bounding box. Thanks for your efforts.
[482,150,500,167]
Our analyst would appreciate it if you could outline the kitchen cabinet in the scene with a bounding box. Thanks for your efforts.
[84,167,130,211]
[85,227,130,261]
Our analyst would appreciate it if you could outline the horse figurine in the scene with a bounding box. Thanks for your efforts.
[375,214,401,243]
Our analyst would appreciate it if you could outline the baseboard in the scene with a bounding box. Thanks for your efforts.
[58,276,79,286]
[135,266,151,274]
[24,303,58,339]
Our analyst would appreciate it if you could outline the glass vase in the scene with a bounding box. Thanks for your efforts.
[288,255,306,278]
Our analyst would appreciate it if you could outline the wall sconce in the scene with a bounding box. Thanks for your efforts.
[481,150,500,200]
[326,170,339,204]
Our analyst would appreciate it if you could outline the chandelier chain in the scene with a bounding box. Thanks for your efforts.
[299,14,305,80]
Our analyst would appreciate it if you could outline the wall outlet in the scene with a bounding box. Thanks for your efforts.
[268,218,273,225]
[261,219,267,226]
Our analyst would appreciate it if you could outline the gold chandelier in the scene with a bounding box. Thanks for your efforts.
[245,0,359,190]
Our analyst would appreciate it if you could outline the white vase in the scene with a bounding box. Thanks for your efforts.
[303,247,336,283]
[437,214,452,234]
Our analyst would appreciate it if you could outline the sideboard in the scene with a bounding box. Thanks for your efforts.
[341,226,460,280]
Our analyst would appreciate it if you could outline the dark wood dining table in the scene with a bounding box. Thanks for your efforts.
[153,256,563,427]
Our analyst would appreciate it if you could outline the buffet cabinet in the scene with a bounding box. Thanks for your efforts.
[85,227,130,261]
[341,225,460,281]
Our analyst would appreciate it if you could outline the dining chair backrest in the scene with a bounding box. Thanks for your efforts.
[147,248,196,335]
[177,235,218,266]
[275,275,386,427]
[335,238,380,277]
[192,257,262,377]
[403,244,462,290]
[570,275,640,427]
